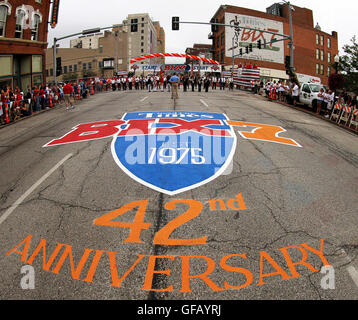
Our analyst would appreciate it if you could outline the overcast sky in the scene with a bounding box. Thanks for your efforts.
[47,0,356,64]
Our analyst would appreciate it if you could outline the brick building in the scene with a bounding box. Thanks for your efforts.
[209,3,339,85]
[185,44,212,65]
[0,0,52,90]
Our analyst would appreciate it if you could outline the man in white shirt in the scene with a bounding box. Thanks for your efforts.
[292,82,299,106]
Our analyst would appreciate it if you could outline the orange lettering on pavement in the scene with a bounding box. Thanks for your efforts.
[142,255,175,292]
[179,255,224,293]
[227,121,302,147]
[220,254,253,290]
[27,239,65,271]
[279,246,320,278]
[6,234,33,262]
[257,251,291,286]
[51,245,94,280]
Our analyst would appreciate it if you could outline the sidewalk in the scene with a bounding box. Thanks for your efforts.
[252,91,358,135]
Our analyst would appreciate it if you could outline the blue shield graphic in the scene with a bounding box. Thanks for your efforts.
[111,111,237,195]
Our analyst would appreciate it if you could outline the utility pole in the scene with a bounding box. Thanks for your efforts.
[53,38,57,85]
[286,1,294,71]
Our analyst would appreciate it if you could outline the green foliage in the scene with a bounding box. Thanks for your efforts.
[328,73,345,91]
[62,72,78,82]
[82,70,96,78]
[338,36,358,93]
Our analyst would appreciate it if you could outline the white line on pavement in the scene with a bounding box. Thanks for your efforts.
[200,99,209,107]
[140,96,148,102]
[347,266,358,288]
[0,153,73,226]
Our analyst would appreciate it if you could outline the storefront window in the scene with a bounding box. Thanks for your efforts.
[0,56,11,76]
[32,55,42,73]
[33,74,42,87]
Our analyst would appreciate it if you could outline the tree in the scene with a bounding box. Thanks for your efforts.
[337,36,358,93]
[62,72,78,82]
[82,70,96,79]
[328,73,345,91]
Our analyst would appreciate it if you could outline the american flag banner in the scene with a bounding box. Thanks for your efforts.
[222,71,232,78]
[233,65,260,88]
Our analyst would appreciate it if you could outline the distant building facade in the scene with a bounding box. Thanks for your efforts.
[49,13,166,80]
[185,44,213,65]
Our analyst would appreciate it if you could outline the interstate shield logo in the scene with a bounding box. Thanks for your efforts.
[111,111,237,195]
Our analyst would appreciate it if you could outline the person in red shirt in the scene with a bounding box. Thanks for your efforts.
[63,82,74,110]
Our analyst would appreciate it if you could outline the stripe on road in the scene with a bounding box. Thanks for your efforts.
[0,153,73,226]
[200,99,209,107]
[140,96,148,102]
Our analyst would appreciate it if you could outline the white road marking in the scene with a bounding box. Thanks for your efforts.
[140,96,148,102]
[347,266,358,288]
[200,99,209,107]
[0,153,73,226]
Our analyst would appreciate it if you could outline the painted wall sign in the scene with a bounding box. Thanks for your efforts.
[44,111,301,195]
[225,12,284,64]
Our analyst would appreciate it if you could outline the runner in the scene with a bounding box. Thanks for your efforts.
[169,72,180,100]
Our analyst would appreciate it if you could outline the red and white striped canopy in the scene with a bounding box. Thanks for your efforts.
[130,53,220,65]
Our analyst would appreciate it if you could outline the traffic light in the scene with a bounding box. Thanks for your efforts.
[130,19,138,32]
[249,43,253,52]
[245,46,249,54]
[257,40,262,49]
[285,56,290,69]
[56,57,62,77]
[239,48,243,56]
[211,18,219,32]
[172,17,179,30]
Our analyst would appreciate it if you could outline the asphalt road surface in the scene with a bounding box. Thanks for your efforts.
[0,88,357,301]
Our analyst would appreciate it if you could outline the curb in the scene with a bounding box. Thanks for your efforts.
[253,93,358,136]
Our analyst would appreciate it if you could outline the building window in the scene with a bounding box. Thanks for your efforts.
[327,52,331,63]
[82,63,86,70]
[141,42,144,46]
[316,49,320,60]
[327,38,331,49]
[221,33,225,46]
[316,63,320,74]
[141,36,144,40]
[221,49,224,63]
[320,35,324,46]
[316,34,319,45]
[35,0,42,3]
[74,64,77,72]
[327,66,331,76]
[141,30,144,34]
[69,65,73,72]
[88,62,92,69]
[0,5,9,37]
[15,9,26,38]
[50,69,53,76]
[141,49,144,53]
[31,14,41,41]
[217,36,220,48]
[321,50,324,61]
[63,66,68,74]
[320,64,324,75]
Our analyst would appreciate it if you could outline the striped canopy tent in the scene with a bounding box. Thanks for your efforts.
[129,53,220,65]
